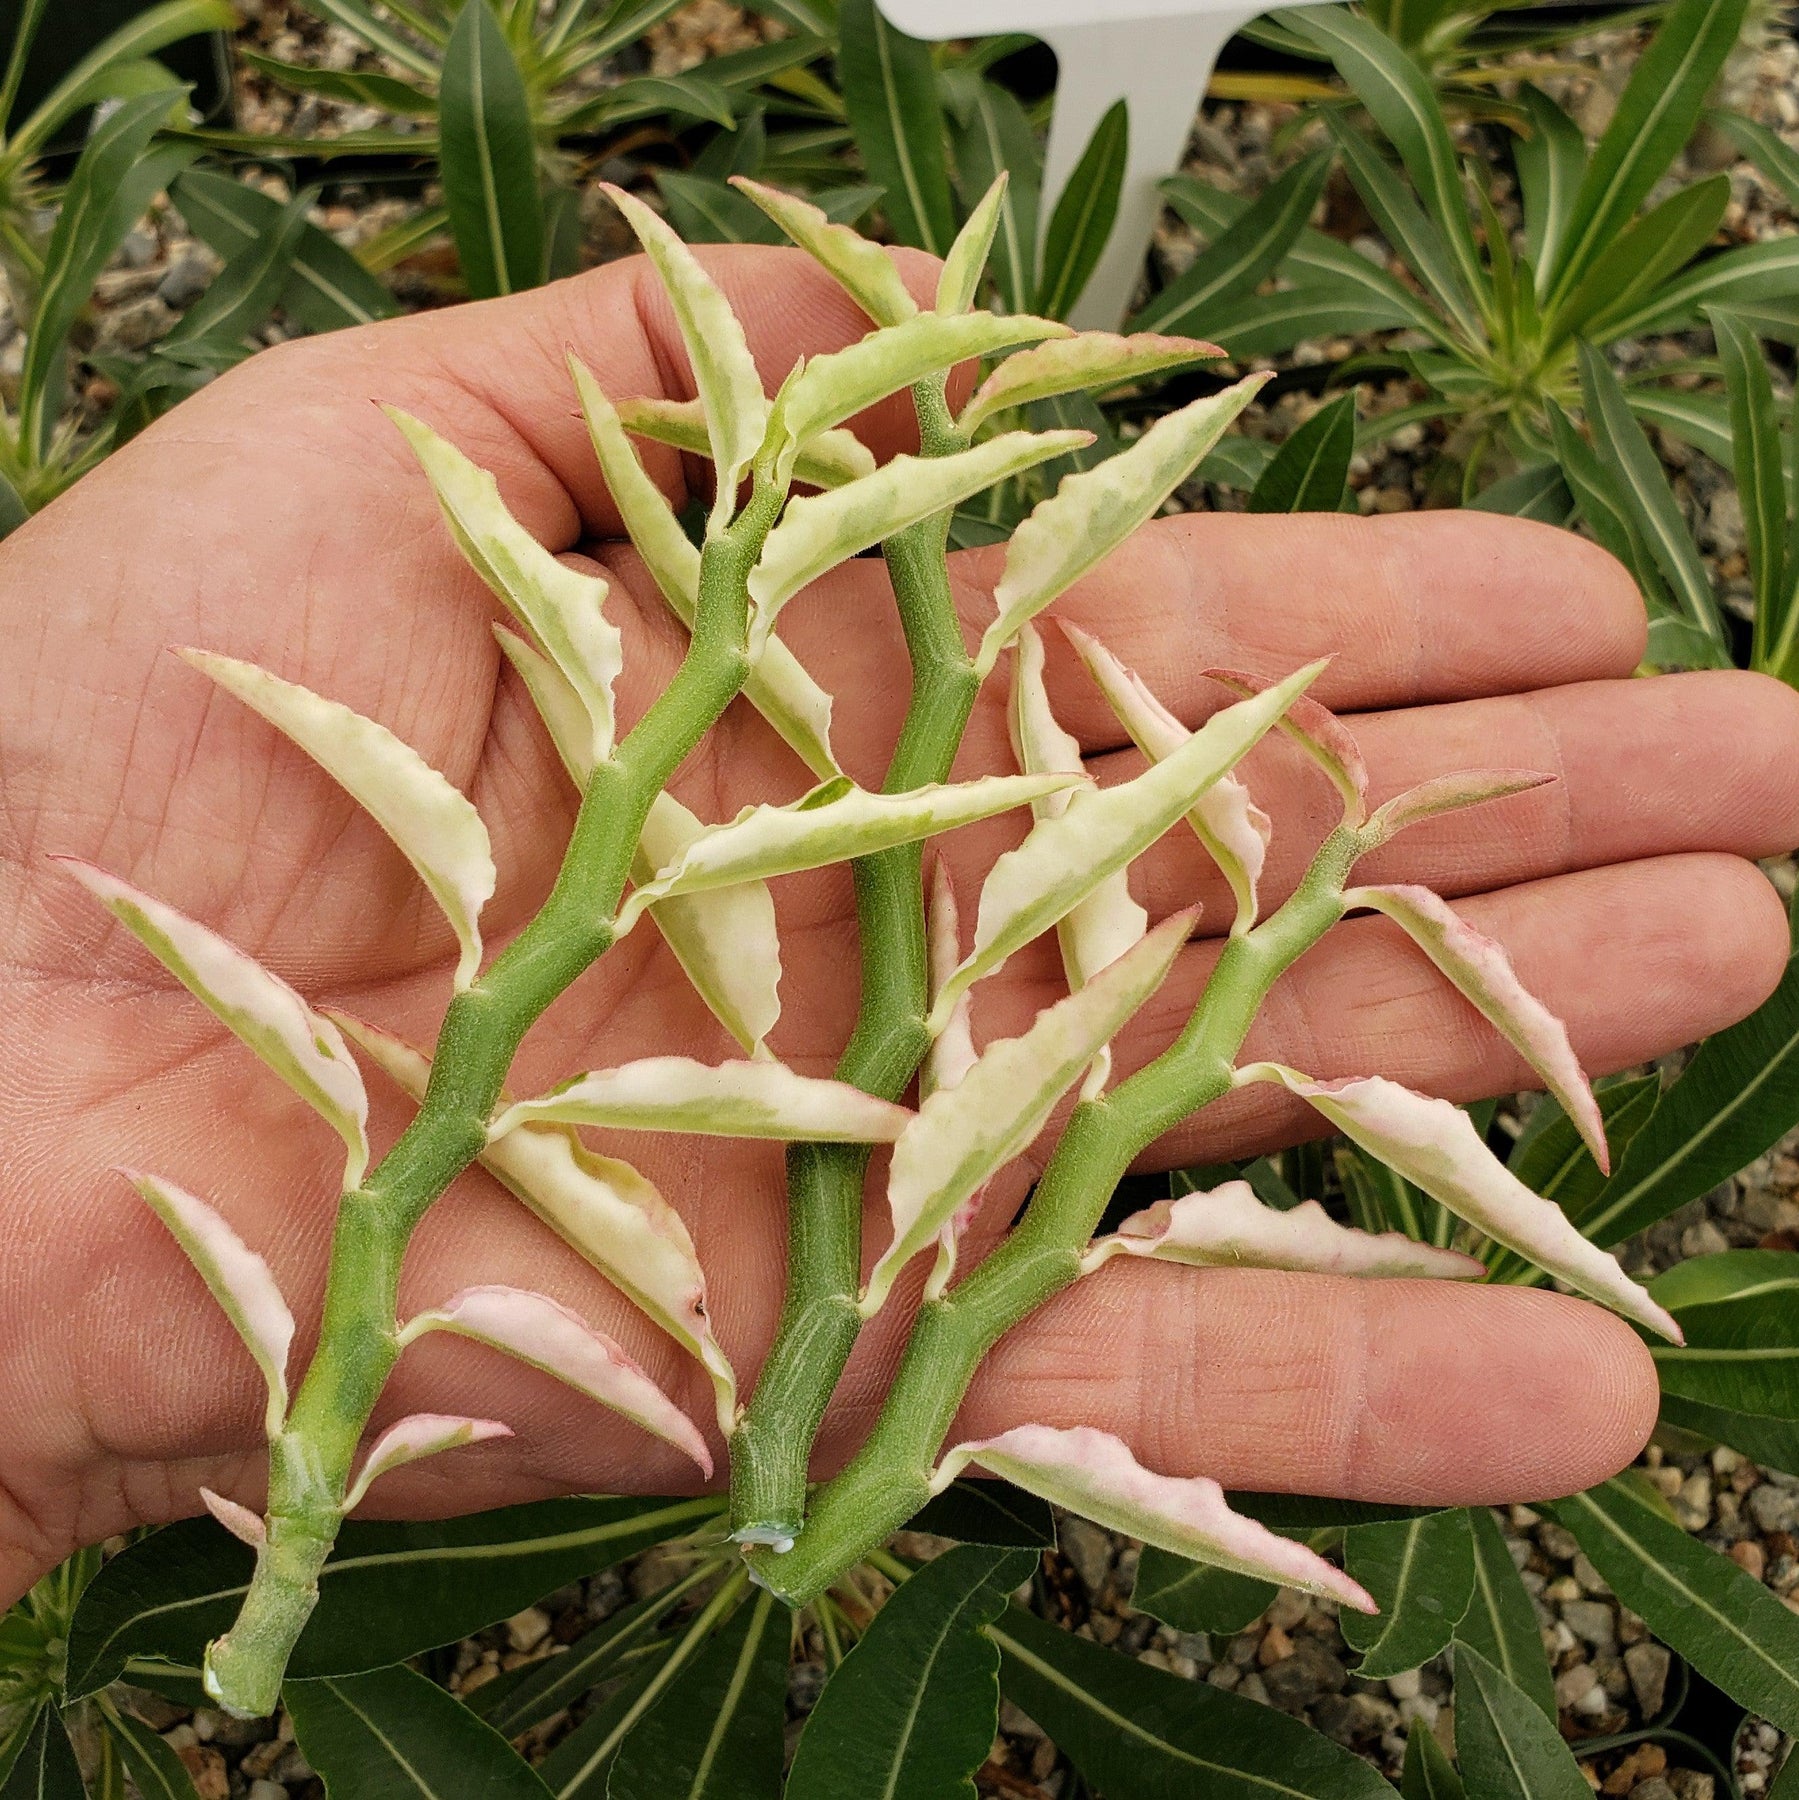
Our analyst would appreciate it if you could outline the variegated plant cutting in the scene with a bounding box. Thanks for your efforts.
[61,179,1681,1718]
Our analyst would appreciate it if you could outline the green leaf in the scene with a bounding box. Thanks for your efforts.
[1709,107,1799,210]
[167,191,313,352]
[1454,1509,1554,1717]
[787,1547,1035,1800]
[1602,235,1799,342]
[1555,176,1729,346]
[280,0,438,76]
[1286,6,1484,310]
[106,1710,202,1800]
[1547,395,1667,593]
[1131,153,1332,337]
[439,0,544,299]
[1454,1644,1588,1800]
[1203,284,1423,359]
[65,1496,720,1697]
[561,72,737,133]
[1624,385,1739,469]
[1131,1550,1275,1636]
[837,0,955,255]
[1548,0,1750,306]
[0,1709,82,1800]
[1229,1494,1444,1532]
[1713,308,1793,671]
[1512,84,1587,287]
[992,1605,1400,1798]
[169,170,397,333]
[1576,901,1799,1245]
[1249,392,1357,513]
[1037,99,1127,321]
[18,87,189,461]
[1550,1477,1799,1733]
[239,50,436,113]
[286,1664,551,1798]
[1576,342,1724,643]
[1650,1249,1799,1430]
[655,170,782,245]
[949,80,1039,314]
[1467,462,1573,523]
[1341,1511,1474,1678]
[1400,1725,1464,1800]
[607,1588,787,1800]
[904,1479,1055,1547]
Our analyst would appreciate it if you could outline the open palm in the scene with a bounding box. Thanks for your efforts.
[3,245,1796,1608]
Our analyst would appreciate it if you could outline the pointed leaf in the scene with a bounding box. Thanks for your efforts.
[59,862,368,1184]
[939,664,1321,1016]
[343,1415,513,1513]
[1341,1510,1475,1678]
[748,431,1091,648]
[108,1707,207,1800]
[1248,392,1357,514]
[1513,84,1586,285]
[730,177,918,326]
[388,409,623,761]
[865,913,1194,1316]
[937,174,1009,317]
[1131,1549,1276,1636]
[960,331,1221,436]
[400,1286,712,1475]
[1087,1181,1483,1281]
[949,83,1039,314]
[937,1426,1374,1611]
[1236,1065,1680,1340]
[1063,624,1271,934]
[1202,665,1370,823]
[1558,176,1730,345]
[180,651,495,991]
[1712,308,1791,667]
[1454,1644,1590,1800]
[1363,769,1554,845]
[124,1170,294,1437]
[770,313,1071,474]
[624,773,1074,922]
[922,860,976,1101]
[601,184,768,528]
[786,1545,1035,1800]
[975,377,1270,676]
[493,1057,910,1148]
[1348,884,1607,1171]
[0,1707,84,1800]
[198,1489,266,1550]
[1036,98,1128,321]
[493,625,593,787]
[617,395,876,490]
[1457,1506,1556,1717]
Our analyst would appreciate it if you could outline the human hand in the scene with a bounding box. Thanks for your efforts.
[3,245,1796,1605]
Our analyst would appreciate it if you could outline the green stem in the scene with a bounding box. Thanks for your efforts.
[729,384,979,1541]
[203,492,782,1718]
[748,829,1362,1606]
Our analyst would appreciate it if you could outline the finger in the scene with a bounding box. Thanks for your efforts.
[947,1266,1659,1504]
[1105,670,1799,928]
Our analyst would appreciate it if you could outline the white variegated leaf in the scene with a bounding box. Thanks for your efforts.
[922,859,977,1102]
[730,177,919,327]
[974,375,1269,676]
[63,863,369,1185]
[621,772,1075,925]
[1082,1180,1483,1279]
[602,183,768,530]
[1062,623,1269,935]
[746,432,1091,652]
[934,665,1322,1026]
[342,1414,513,1513]
[126,1170,294,1437]
[1362,769,1555,847]
[960,331,1222,435]
[863,911,1193,1316]
[617,396,877,490]
[181,651,496,992]
[1348,883,1607,1171]
[936,174,1008,316]
[331,1014,737,1436]
[491,1056,912,1145]
[1205,667,1367,823]
[932,1425,1376,1611]
[1236,1064,1681,1341]
[388,408,622,763]
[399,1285,713,1474]
[200,1488,267,1548]
[494,624,593,787]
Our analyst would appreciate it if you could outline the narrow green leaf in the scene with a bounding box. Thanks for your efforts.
[787,1546,1035,1800]
[1712,308,1791,670]
[993,1605,1400,1799]
[1454,1643,1589,1800]
[1650,1249,1799,1423]
[1466,462,1573,523]
[1401,1724,1465,1800]
[949,80,1041,314]
[0,1709,82,1800]
[608,1588,787,1800]
[837,0,955,254]
[655,171,780,246]
[1203,283,1423,358]
[1249,392,1357,512]
[1555,176,1729,345]
[1600,235,1799,342]
[1550,1477,1799,1733]
[239,51,435,114]
[1709,107,1799,210]
[1454,1509,1555,1717]
[1575,901,1799,1245]
[107,1710,203,1800]
[904,1480,1055,1547]
[286,1664,550,1797]
[1037,99,1127,320]
[1131,1550,1275,1636]
[439,0,544,299]
[1512,84,1586,287]
[1546,396,1666,595]
[66,1497,721,1697]
[1342,1511,1475,1678]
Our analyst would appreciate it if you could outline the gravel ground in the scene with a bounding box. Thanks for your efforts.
[24,3,1799,1793]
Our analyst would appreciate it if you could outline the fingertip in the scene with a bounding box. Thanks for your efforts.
[1528,1292,1661,1498]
